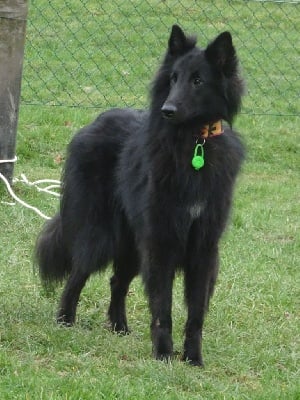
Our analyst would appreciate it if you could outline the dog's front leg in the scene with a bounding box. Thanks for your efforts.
[142,247,176,361]
[183,244,219,367]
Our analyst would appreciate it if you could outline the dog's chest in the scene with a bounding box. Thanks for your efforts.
[188,201,205,219]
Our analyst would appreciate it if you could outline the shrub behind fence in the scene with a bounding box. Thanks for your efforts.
[21,0,299,116]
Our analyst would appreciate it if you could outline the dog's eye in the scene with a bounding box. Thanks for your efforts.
[193,77,203,86]
[170,73,177,84]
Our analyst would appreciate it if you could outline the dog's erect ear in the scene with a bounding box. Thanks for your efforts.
[205,31,237,77]
[168,25,188,56]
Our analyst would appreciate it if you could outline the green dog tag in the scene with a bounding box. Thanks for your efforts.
[192,143,205,170]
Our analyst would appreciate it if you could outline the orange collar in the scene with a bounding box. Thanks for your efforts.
[200,121,223,139]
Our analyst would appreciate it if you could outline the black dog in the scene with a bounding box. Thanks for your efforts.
[36,25,245,366]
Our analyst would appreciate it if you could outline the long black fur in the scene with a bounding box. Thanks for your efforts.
[36,25,245,366]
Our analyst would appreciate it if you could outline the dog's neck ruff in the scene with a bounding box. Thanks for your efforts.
[191,121,223,171]
[200,121,223,139]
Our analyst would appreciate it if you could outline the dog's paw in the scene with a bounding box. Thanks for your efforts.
[182,353,204,367]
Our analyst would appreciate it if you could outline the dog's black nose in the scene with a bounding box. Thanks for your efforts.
[161,104,177,119]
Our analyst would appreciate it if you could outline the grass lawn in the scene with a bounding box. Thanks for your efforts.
[0,1,299,399]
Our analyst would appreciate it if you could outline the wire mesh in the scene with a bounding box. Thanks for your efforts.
[21,0,300,116]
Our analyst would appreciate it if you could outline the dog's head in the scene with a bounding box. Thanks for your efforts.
[157,25,244,126]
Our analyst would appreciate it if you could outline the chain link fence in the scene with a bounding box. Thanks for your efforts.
[21,0,299,116]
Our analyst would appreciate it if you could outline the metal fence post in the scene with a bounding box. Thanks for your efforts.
[0,0,29,183]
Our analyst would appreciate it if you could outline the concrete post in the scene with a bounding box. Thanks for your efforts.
[0,0,29,183]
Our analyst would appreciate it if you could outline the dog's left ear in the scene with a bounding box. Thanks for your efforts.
[168,25,187,56]
[168,25,196,56]
[205,32,237,77]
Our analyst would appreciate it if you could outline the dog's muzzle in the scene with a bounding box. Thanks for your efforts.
[161,103,178,120]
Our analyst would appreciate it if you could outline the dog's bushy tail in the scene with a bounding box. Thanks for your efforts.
[35,213,71,286]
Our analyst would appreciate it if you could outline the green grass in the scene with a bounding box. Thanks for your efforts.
[1,1,300,399]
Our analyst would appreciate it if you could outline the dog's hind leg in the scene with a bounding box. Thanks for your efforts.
[108,240,139,334]
[57,268,90,325]
[56,226,111,326]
